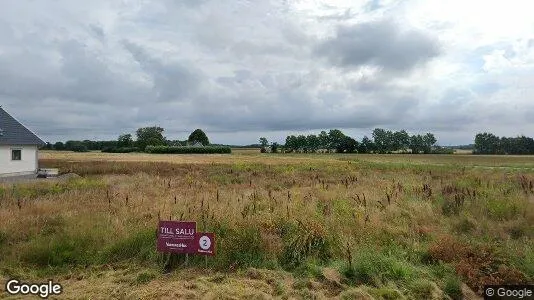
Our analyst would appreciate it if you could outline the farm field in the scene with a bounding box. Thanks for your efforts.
[1,151,533,299]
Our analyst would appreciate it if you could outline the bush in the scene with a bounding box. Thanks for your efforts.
[431,147,455,154]
[145,145,231,154]
[443,276,462,300]
[71,145,89,152]
[101,147,140,153]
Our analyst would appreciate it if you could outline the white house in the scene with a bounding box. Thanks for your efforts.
[0,106,45,177]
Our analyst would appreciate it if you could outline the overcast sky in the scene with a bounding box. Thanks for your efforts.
[1,0,533,145]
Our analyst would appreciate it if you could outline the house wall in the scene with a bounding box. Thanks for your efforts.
[0,145,38,176]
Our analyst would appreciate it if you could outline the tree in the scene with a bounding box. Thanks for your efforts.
[136,126,166,151]
[409,135,424,154]
[285,135,298,152]
[358,136,374,153]
[188,129,210,146]
[53,141,65,151]
[422,133,437,154]
[338,136,358,153]
[393,130,410,152]
[296,135,307,152]
[474,132,499,154]
[372,128,389,153]
[259,137,269,148]
[306,134,320,153]
[318,131,329,150]
[118,134,134,148]
[271,142,279,153]
[328,129,346,152]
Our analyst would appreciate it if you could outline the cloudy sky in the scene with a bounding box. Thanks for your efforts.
[1,0,532,145]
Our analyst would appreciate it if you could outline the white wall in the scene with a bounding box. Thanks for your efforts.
[0,145,38,176]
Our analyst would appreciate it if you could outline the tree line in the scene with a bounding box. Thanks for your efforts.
[260,128,445,154]
[474,133,534,155]
[42,127,211,152]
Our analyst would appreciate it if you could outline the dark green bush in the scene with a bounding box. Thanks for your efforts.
[145,145,231,154]
[101,147,140,153]
[443,276,463,300]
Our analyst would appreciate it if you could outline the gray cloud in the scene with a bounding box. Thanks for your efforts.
[0,0,532,145]
[315,19,441,72]
[123,41,203,102]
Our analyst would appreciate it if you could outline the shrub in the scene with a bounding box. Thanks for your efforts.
[431,147,455,154]
[101,147,140,153]
[428,236,529,294]
[144,145,231,154]
[443,276,462,300]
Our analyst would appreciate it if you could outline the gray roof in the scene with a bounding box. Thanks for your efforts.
[0,106,45,146]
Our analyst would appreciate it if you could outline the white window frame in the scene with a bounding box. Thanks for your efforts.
[11,148,22,161]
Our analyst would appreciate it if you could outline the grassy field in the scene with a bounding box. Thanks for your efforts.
[1,151,533,299]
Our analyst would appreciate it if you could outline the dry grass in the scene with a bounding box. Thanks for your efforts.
[40,150,534,168]
[0,151,532,299]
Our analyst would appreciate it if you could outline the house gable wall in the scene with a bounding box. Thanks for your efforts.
[0,145,38,176]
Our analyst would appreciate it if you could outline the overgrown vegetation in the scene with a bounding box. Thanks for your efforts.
[1,153,532,298]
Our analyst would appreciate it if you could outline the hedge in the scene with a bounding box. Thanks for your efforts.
[145,146,231,154]
[101,147,140,153]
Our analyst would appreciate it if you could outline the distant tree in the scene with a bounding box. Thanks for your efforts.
[422,133,437,154]
[118,134,134,148]
[53,141,65,151]
[271,142,279,153]
[474,132,500,154]
[296,135,307,152]
[318,130,329,150]
[409,135,424,154]
[372,128,389,153]
[358,136,374,153]
[188,129,210,146]
[338,136,358,153]
[306,134,320,153]
[136,126,166,151]
[285,135,298,152]
[259,137,269,148]
[328,129,346,152]
[393,130,410,152]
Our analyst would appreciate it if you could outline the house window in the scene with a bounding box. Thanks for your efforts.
[11,149,22,161]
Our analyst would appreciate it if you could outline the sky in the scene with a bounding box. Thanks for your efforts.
[0,0,533,146]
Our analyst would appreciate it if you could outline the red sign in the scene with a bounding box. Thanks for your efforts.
[157,221,197,254]
[195,232,216,256]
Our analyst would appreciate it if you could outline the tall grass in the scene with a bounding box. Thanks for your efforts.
[1,157,532,297]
